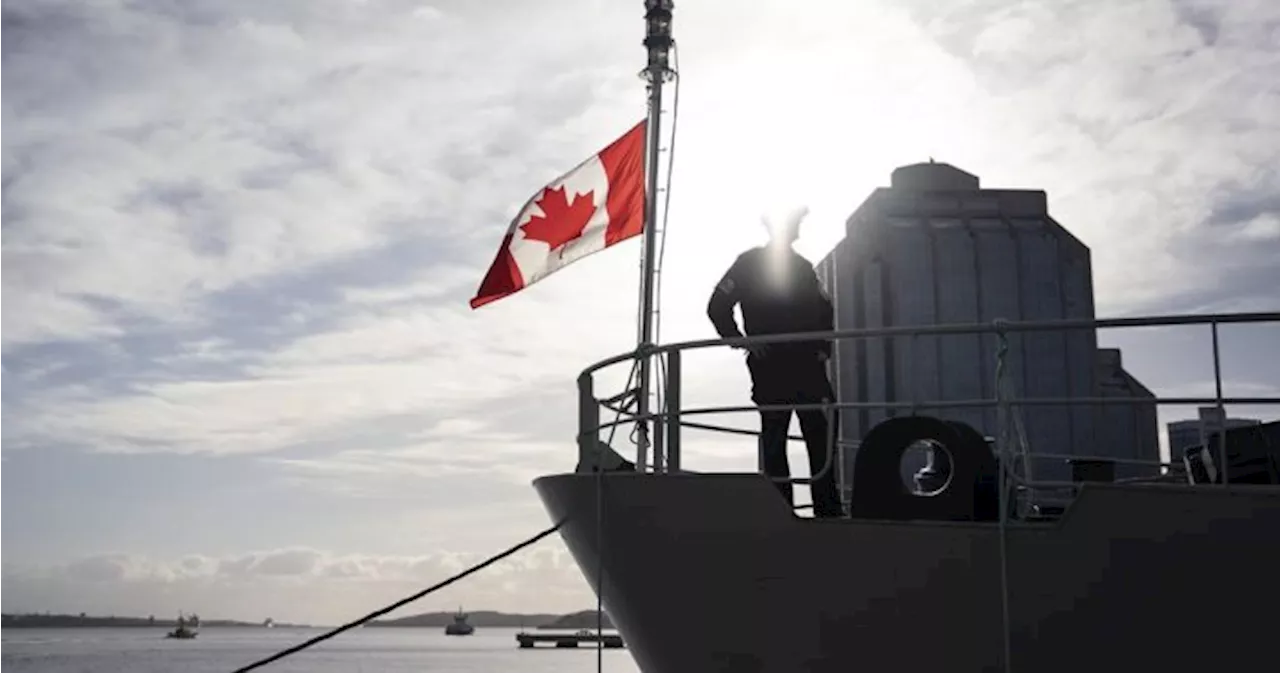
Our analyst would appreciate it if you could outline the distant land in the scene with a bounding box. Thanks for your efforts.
[370,609,614,629]
[1,609,612,630]
[534,609,615,630]
[1,614,310,629]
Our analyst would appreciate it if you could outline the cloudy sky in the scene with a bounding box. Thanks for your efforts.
[3,0,1278,625]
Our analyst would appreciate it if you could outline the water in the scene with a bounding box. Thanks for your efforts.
[1,627,641,673]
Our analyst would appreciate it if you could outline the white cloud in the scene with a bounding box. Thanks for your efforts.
[905,0,1279,311]
[1228,213,1280,242]
[2,0,645,349]
[7,269,646,455]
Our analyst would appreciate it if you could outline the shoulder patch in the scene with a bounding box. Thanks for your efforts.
[716,276,736,294]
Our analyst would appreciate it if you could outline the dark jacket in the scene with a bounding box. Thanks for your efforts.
[706,246,834,358]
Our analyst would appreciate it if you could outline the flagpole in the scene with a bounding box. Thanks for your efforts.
[637,0,674,473]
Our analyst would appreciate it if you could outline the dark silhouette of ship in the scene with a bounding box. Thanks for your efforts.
[165,613,199,640]
[443,608,474,636]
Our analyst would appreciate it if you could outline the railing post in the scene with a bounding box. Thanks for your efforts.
[836,433,848,513]
[825,398,837,514]
[666,350,682,472]
[652,354,666,474]
[1211,321,1229,486]
[578,372,597,472]
[756,413,765,475]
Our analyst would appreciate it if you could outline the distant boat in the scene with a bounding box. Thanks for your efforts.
[263,618,275,628]
[166,613,199,640]
[444,608,474,636]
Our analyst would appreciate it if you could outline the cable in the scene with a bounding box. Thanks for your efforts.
[228,522,565,673]
[993,327,1016,673]
[595,359,639,673]
[609,359,642,447]
[652,39,681,347]
[593,348,643,673]
[595,429,607,673]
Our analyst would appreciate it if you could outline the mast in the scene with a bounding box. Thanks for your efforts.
[636,0,675,472]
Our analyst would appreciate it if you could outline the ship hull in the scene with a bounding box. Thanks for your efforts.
[534,472,1280,673]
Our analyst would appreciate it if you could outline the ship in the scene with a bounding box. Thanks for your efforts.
[165,613,199,640]
[528,3,1280,672]
[536,318,1280,672]
[444,608,475,636]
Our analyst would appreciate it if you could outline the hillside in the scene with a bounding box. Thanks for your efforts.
[535,609,614,630]
[1,614,305,629]
[369,610,561,628]
[370,608,612,629]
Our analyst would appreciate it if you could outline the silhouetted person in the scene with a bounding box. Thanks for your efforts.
[706,208,842,518]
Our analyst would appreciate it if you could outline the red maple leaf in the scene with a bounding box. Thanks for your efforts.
[520,186,597,250]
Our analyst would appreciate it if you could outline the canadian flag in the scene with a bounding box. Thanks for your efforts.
[470,121,647,309]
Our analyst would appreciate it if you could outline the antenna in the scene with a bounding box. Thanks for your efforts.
[635,0,675,472]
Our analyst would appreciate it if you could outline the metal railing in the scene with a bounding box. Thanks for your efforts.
[576,311,1280,497]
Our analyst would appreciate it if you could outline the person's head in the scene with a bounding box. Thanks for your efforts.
[763,206,808,248]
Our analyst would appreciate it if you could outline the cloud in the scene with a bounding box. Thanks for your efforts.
[2,0,642,348]
[1,0,648,457]
[886,0,1280,313]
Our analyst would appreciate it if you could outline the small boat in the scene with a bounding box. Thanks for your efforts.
[166,613,199,640]
[444,608,474,636]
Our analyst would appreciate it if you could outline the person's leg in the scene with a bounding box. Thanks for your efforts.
[795,358,843,518]
[758,409,794,507]
[748,354,796,508]
[797,403,842,518]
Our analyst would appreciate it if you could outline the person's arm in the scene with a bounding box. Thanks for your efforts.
[707,255,746,341]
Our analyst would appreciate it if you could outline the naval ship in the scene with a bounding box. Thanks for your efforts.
[536,308,1280,673]
[528,4,1280,672]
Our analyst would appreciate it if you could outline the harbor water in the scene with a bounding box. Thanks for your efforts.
[1,627,640,673]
